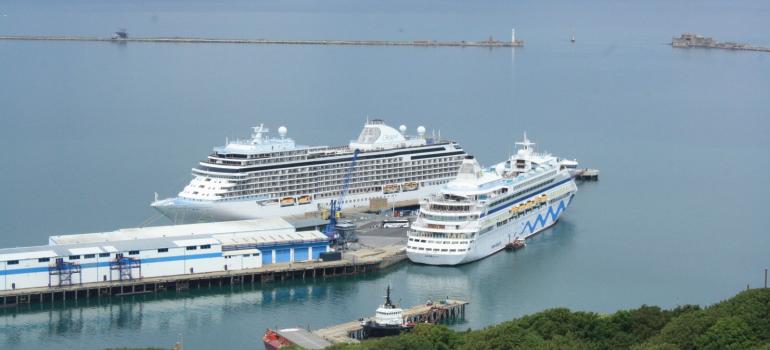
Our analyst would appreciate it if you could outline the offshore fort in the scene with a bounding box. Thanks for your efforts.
[0,29,524,48]
[672,33,770,53]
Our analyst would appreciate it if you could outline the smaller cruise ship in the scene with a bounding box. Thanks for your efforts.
[407,134,579,266]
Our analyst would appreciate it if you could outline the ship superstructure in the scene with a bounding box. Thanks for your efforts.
[361,285,414,338]
[152,120,466,222]
[407,134,578,265]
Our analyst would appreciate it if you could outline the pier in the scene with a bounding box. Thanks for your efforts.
[313,298,468,344]
[575,168,600,181]
[672,33,770,53]
[0,35,524,48]
[0,245,405,307]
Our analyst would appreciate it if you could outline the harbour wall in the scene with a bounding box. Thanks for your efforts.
[0,35,525,47]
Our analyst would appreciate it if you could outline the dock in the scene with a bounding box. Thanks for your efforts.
[0,245,406,307]
[312,298,468,344]
[0,35,524,48]
[671,33,770,53]
[575,168,600,181]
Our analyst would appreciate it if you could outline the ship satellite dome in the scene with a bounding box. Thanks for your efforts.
[278,126,288,137]
[495,163,506,175]
[517,149,526,155]
[417,126,426,136]
[399,125,407,134]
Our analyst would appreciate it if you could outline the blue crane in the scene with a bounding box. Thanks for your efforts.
[324,149,360,240]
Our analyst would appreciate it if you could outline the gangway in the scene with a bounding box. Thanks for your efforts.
[110,254,142,281]
[48,258,82,287]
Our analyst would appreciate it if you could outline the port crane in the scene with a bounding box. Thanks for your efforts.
[324,149,360,242]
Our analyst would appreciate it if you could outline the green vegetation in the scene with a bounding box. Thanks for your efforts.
[327,289,770,350]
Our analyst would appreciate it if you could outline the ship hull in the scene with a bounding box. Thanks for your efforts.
[407,193,574,266]
[362,324,413,338]
[152,185,438,223]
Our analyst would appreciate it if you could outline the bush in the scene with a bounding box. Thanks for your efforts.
[328,289,770,350]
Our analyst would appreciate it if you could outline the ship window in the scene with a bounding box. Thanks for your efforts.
[99,253,110,258]
[38,257,50,263]
[84,254,96,259]
[200,244,211,249]
[129,250,140,255]
[186,246,197,251]
[7,260,19,265]
[158,248,169,253]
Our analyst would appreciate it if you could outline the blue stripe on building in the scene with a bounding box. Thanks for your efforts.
[0,252,223,276]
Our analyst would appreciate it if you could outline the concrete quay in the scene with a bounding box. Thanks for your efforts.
[0,245,406,307]
[0,35,524,48]
[312,298,468,344]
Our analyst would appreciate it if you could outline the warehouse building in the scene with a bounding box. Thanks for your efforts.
[0,218,329,291]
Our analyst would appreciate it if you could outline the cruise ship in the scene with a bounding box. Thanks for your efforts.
[152,120,467,222]
[406,135,578,265]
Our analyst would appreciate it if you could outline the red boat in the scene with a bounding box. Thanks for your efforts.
[262,328,331,350]
[262,329,291,350]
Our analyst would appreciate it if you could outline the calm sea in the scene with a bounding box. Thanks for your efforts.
[1,0,769,349]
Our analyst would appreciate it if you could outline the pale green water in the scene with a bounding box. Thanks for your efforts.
[1,0,769,349]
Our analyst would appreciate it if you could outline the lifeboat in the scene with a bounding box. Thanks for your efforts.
[257,199,279,206]
[402,182,419,192]
[297,195,312,205]
[383,184,401,194]
[280,197,296,207]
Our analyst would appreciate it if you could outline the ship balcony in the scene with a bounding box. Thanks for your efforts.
[409,224,479,235]
[418,204,482,215]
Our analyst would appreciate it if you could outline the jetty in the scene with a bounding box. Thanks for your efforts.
[0,34,524,48]
[672,33,770,53]
[312,298,467,345]
[575,168,600,181]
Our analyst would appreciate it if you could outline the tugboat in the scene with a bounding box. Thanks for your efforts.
[361,286,414,338]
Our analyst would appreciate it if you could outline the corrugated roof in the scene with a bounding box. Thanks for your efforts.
[1,219,329,263]
[48,217,295,245]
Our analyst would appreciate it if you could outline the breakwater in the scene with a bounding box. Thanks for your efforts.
[0,35,524,47]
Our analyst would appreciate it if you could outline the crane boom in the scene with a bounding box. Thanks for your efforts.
[324,149,360,238]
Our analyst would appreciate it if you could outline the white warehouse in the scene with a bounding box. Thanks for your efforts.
[0,218,330,292]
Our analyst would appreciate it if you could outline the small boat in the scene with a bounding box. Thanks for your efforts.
[280,197,296,207]
[297,195,312,205]
[383,184,401,194]
[505,238,526,251]
[402,182,419,192]
[361,286,414,338]
[262,328,331,350]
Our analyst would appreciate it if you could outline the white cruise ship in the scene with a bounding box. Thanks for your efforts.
[152,120,466,222]
[406,135,578,266]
